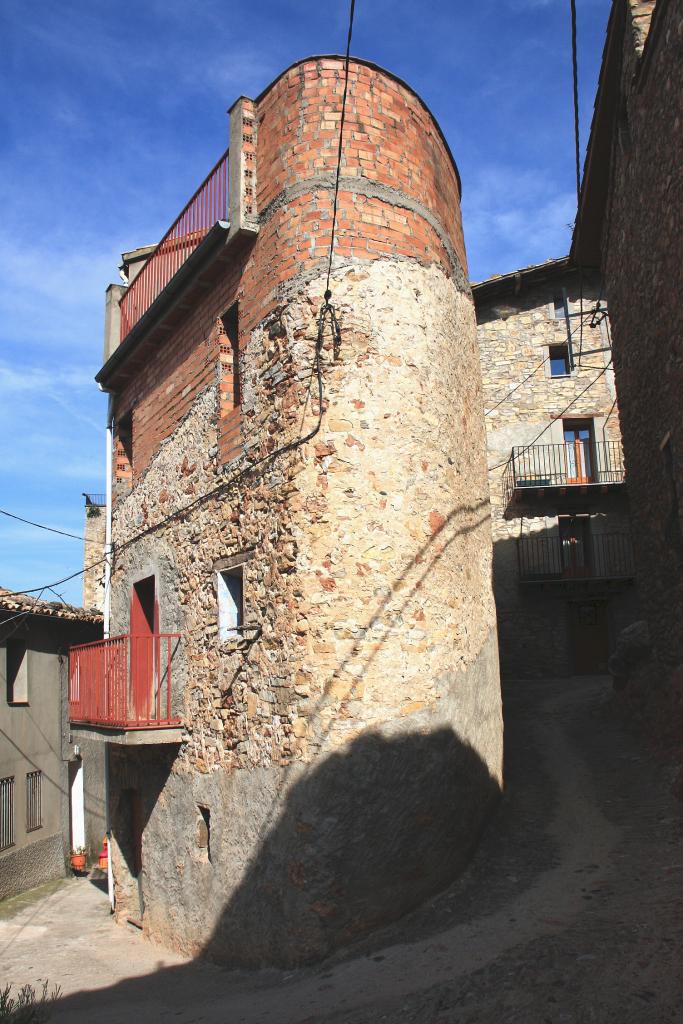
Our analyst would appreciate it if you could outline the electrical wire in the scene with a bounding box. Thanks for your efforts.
[325,0,357,298]
[0,508,85,542]
[7,1,354,603]
[488,362,611,472]
[569,0,586,367]
[485,356,549,416]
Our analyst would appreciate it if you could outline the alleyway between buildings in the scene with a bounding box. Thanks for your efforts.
[2,677,682,1023]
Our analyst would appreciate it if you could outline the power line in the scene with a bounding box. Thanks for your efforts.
[488,363,611,472]
[325,0,357,299]
[569,0,586,369]
[485,356,549,416]
[0,508,85,542]
[6,5,358,605]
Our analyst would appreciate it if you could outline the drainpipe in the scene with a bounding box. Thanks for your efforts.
[100,387,115,912]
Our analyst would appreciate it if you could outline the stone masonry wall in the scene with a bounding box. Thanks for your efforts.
[604,0,683,668]
[475,267,639,677]
[106,58,502,966]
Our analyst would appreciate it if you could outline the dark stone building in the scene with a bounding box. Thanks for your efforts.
[574,0,682,680]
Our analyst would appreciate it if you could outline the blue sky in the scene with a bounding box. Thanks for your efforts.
[0,0,610,604]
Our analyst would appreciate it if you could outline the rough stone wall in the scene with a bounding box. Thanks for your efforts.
[475,269,639,677]
[105,58,502,965]
[604,0,683,668]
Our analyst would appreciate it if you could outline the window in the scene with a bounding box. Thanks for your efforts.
[26,770,42,832]
[221,303,240,408]
[217,566,244,640]
[549,344,571,377]
[115,411,133,484]
[553,293,566,320]
[0,776,14,850]
[6,639,28,704]
[563,419,595,483]
[559,515,592,578]
[197,805,211,862]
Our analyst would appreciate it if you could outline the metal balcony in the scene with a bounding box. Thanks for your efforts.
[503,440,625,507]
[119,149,229,342]
[517,532,635,584]
[69,634,182,743]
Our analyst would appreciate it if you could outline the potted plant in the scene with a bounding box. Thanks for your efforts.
[70,846,87,872]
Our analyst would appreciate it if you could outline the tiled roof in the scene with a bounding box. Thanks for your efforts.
[0,587,102,624]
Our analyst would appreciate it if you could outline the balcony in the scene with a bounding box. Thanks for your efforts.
[69,634,183,744]
[518,532,635,585]
[119,149,229,343]
[503,440,625,507]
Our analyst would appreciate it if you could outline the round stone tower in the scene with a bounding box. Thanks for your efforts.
[105,56,502,968]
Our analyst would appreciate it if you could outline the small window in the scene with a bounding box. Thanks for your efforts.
[549,344,571,377]
[0,776,14,850]
[6,639,28,704]
[217,566,244,640]
[197,805,211,861]
[116,411,133,483]
[221,304,240,407]
[553,293,565,319]
[26,770,42,832]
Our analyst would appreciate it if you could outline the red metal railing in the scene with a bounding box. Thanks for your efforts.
[69,634,182,729]
[119,149,229,341]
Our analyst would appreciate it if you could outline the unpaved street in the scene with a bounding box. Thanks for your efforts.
[2,677,682,1023]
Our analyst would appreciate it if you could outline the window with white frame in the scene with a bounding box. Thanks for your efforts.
[217,565,244,640]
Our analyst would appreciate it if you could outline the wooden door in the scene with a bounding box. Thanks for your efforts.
[570,601,609,674]
[130,577,157,723]
[564,421,594,483]
[559,516,592,578]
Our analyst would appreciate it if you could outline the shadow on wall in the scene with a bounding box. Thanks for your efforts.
[49,725,500,1022]
[491,520,639,679]
[201,726,501,968]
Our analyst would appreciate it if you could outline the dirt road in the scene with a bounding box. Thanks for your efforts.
[2,677,682,1022]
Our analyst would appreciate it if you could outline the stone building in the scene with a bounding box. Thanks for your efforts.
[573,0,683,680]
[69,57,503,966]
[474,257,639,677]
[0,589,103,900]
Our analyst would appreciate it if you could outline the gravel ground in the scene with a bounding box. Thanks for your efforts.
[2,676,682,1023]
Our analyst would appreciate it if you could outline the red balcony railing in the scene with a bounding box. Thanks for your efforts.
[69,634,182,729]
[119,148,229,341]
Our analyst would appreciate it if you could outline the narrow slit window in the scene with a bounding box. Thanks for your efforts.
[553,293,565,320]
[26,770,42,832]
[549,344,571,377]
[217,567,244,640]
[197,805,211,861]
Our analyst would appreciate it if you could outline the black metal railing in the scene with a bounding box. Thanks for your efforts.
[503,440,624,506]
[83,492,106,507]
[517,531,635,582]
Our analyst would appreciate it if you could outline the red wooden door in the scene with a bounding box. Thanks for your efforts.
[130,577,157,723]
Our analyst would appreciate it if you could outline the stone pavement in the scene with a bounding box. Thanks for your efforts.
[2,677,682,1023]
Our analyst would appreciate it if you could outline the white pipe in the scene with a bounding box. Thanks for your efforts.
[100,387,115,911]
[103,392,114,640]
